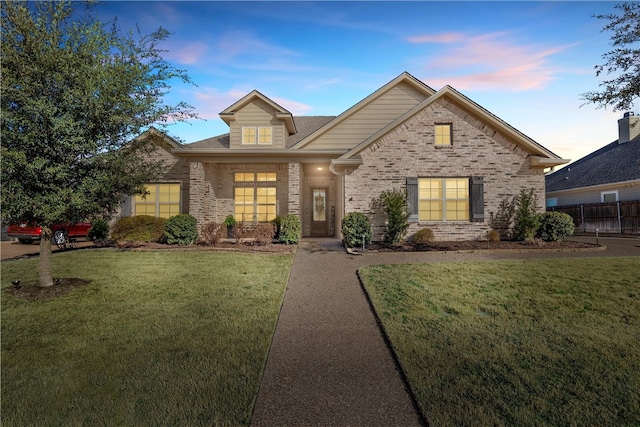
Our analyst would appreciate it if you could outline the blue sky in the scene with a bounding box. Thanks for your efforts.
[97,1,634,168]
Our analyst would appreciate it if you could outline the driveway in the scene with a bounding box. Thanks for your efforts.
[1,240,96,260]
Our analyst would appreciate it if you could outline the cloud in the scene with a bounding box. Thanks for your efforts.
[163,41,209,65]
[408,31,578,92]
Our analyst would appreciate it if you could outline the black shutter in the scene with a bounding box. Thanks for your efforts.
[470,176,484,222]
[406,177,419,223]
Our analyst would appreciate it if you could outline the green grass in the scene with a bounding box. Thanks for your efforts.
[1,248,294,426]
[359,257,640,426]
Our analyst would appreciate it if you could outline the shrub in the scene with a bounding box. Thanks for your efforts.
[111,215,166,244]
[253,223,276,246]
[513,189,541,241]
[486,229,501,242]
[490,196,516,240]
[413,228,435,244]
[379,188,410,244]
[341,212,372,248]
[200,222,223,246]
[233,222,250,244]
[278,214,301,244]
[88,219,110,246]
[272,216,283,240]
[164,214,198,245]
[538,212,575,242]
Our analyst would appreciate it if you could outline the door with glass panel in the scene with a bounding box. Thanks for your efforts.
[311,188,328,236]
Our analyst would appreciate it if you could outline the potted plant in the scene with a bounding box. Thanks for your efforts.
[223,215,237,238]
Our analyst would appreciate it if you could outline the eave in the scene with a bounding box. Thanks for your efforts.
[530,156,570,168]
[171,148,345,164]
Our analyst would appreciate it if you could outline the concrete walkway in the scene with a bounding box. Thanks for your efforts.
[250,238,426,426]
[250,235,639,426]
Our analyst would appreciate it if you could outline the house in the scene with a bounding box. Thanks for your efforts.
[125,72,568,241]
[546,112,640,206]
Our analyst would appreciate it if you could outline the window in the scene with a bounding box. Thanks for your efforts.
[134,183,180,218]
[234,172,277,222]
[242,127,272,145]
[434,124,452,146]
[258,127,272,145]
[418,178,469,221]
[601,191,618,203]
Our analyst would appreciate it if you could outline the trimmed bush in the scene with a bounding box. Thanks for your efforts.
[341,212,372,248]
[513,189,541,241]
[88,219,110,246]
[200,222,223,246]
[111,215,166,244]
[164,214,198,245]
[379,188,410,244]
[413,228,435,244]
[253,223,276,246]
[278,214,301,244]
[538,212,575,242]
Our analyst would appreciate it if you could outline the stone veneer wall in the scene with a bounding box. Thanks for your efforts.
[344,99,545,241]
[288,162,301,215]
[189,163,291,226]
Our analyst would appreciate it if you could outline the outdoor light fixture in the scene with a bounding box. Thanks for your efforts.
[12,280,20,290]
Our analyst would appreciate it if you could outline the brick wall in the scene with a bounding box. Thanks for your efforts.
[344,99,545,241]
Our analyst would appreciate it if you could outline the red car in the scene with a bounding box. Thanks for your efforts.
[7,222,92,249]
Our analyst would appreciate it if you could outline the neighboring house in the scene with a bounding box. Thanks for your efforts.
[546,112,640,207]
[126,72,568,241]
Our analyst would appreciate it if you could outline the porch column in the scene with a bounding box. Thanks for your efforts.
[287,161,301,215]
[189,161,208,227]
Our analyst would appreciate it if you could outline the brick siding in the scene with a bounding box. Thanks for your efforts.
[344,99,545,241]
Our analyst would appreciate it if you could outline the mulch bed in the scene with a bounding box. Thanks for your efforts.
[365,239,598,252]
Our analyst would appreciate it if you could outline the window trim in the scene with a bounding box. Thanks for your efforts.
[418,177,470,222]
[133,182,181,218]
[241,126,273,145]
[233,172,277,222]
[434,123,453,146]
[407,176,483,223]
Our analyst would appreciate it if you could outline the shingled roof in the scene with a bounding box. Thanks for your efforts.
[183,116,336,150]
[546,135,640,192]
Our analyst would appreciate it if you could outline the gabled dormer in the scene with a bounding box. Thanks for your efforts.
[219,90,297,149]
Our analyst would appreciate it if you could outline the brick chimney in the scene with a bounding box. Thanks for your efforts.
[618,112,640,143]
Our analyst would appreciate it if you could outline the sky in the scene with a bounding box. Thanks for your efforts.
[96,1,636,169]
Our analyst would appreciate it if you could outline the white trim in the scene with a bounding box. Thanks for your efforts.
[257,127,273,145]
[601,190,619,203]
[242,127,257,145]
[546,179,640,197]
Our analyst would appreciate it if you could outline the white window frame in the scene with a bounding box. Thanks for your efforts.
[242,126,272,145]
[434,123,452,146]
[601,190,618,203]
[418,177,469,221]
[257,127,272,145]
[133,183,181,218]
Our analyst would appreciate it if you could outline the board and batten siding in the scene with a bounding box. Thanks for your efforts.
[303,82,429,151]
[229,99,287,149]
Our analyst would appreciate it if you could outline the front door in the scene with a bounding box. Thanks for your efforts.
[311,188,328,236]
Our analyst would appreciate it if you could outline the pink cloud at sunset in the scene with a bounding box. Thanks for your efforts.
[164,41,209,65]
[408,31,578,92]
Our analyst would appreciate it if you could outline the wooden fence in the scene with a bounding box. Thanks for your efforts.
[548,200,640,234]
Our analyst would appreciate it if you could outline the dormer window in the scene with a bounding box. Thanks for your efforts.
[242,127,272,145]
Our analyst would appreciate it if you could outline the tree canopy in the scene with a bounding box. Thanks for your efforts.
[581,2,640,111]
[1,1,197,286]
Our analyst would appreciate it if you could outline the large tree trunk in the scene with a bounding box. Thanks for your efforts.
[38,226,54,287]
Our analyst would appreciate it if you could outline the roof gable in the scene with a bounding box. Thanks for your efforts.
[134,126,182,150]
[292,72,435,150]
[335,85,567,168]
[220,90,296,134]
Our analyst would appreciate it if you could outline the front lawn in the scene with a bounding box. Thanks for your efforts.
[1,249,294,426]
[359,257,640,426]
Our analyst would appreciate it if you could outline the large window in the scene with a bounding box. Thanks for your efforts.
[434,124,452,146]
[418,178,469,221]
[242,127,272,145]
[134,183,181,218]
[234,172,277,222]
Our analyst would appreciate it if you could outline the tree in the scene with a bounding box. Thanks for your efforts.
[379,188,410,244]
[581,2,640,111]
[1,1,197,287]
